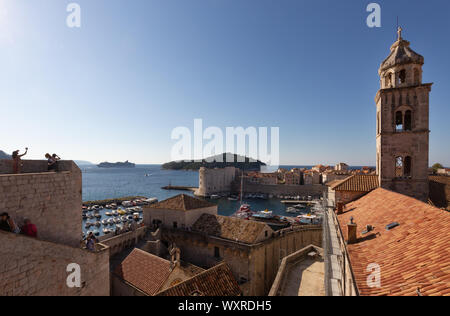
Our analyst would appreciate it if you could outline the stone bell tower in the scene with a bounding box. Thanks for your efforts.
[375,27,432,201]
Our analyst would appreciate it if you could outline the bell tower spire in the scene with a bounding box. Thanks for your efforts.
[397,26,403,41]
[375,28,432,201]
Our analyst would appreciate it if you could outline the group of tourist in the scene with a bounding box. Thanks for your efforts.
[45,153,61,171]
[10,148,61,174]
[0,212,37,238]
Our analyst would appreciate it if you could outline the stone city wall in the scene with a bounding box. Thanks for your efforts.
[100,226,148,257]
[241,182,326,197]
[0,160,82,247]
[0,230,110,296]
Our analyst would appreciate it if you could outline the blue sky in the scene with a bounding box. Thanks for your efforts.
[0,0,449,165]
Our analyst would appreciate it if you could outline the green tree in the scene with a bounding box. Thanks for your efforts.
[432,163,444,173]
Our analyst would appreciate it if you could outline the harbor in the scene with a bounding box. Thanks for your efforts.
[81,197,158,239]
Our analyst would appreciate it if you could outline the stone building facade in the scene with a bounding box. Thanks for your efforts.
[161,214,322,296]
[195,167,237,197]
[376,27,431,201]
[143,194,218,229]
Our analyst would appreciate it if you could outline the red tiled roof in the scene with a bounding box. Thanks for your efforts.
[147,194,215,211]
[114,249,172,295]
[338,188,450,296]
[192,214,272,244]
[156,263,242,296]
[330,175,379,192]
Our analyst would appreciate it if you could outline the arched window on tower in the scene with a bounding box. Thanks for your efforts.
[395,111,403,131]
[385,73,392,88]
[395,157,403,178]
[398,70,406,85]
[404,156,412,177]
[404,110,412,131]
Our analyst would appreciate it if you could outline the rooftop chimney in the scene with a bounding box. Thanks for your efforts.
[170,244,181,269]
[347,216,357,244]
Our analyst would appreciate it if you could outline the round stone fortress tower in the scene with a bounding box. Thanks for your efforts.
[376,27,432,201]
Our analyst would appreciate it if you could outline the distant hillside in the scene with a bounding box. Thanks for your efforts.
[0,150,11,159]
[162,153,265,171]
[74,160,95,166]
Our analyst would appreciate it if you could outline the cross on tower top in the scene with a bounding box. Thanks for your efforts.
[397,26,403,41]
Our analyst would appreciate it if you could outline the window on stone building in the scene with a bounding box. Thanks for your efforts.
[395,157,403,178]
[395,111,403,131]
[404,156,412,177]
[239,277,249,285]
[385,73,392,88]
[399,70,406,85]
[214,247,220,258]
[404,110,412,131]
[173,222,178,229]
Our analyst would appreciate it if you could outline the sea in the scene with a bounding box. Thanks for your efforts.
[81,164,311,217]
[80,164,368,236]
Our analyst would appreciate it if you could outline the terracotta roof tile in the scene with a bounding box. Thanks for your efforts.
[114,248,172,295]
[147,194,215,211]
[330,174,379,192]
[337,188,450,296]
[192,214,272,244]
[156,263,241,296]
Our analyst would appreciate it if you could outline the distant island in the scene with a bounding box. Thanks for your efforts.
[0,150,11,159]
[97,161,136,168]
[75,160,95,166]
[162,153,266,171]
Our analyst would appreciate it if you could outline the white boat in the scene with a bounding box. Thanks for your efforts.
[210,195,220,200]
[253,210,274,219]
[101,219,108,225]
[122,201,133,207]
[286,207,298,214]
[145,198,158,204]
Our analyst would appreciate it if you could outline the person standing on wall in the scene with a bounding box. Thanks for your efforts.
[86,232,99,252]
[12,147,28,174]
[45,153,57,171]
